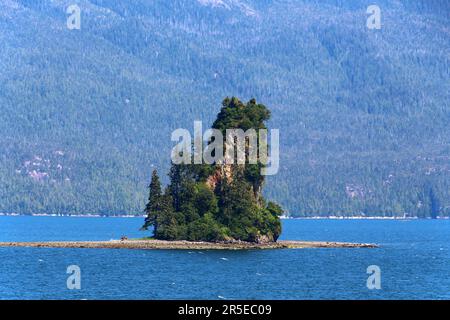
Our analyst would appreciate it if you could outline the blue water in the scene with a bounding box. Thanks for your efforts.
[0,216,449,300]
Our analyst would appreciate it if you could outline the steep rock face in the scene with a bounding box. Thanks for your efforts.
[255,234,272,244]
[206,164,234,190]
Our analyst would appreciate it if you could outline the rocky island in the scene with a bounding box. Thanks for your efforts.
[133,97,377,249]
[140,97,285,244]
[0,98,378,250]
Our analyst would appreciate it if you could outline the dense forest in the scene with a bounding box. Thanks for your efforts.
[142,97,283,242]
[0,0,449,217]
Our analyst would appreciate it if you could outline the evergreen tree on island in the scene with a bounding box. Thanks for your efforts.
[142,97,283,243]
[142,169,162,234]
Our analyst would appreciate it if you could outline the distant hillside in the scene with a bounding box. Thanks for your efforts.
[0,0,449,217]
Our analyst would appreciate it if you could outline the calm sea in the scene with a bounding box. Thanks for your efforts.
[0,216,449,300]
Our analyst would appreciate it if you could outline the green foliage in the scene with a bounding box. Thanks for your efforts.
[187,213,229,242]
[153,193,187,240]
[143,97,283,242]
[213,98,271,198]
[213,97,270,133]
[142,170,162,230]
[193,184,218,217]
[267,202,284,217]
[217,172,259,241]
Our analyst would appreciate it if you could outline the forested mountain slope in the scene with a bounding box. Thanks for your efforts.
[0,0,449,217]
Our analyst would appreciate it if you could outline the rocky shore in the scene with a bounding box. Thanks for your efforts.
[0,240,378,250]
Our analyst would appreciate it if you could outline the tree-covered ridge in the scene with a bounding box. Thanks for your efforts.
[0,0,449,217]
[142,98,283,243]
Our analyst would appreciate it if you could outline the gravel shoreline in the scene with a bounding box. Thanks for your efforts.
[0,240,378,250]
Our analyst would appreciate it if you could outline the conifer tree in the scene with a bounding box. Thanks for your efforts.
[142,170,162,232]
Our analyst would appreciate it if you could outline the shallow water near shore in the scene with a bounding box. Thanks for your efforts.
[0,216,449,299]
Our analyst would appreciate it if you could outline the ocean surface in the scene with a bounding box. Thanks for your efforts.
[0,216,449,300]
